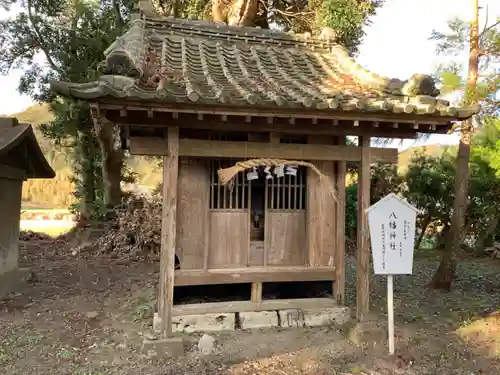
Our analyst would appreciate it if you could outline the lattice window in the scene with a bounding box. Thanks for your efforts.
[209,159,249,210]
[266,166,307,210]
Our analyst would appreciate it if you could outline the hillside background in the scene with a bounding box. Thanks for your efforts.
[9,104,162,209]
[7,104,454,209]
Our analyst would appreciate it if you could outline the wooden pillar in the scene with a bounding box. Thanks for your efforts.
[356,136,371,321]
[251,282,263,303]
[334,136,346,305]
[159,126,179,338]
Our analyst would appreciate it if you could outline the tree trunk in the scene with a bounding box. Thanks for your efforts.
[415,216,431,250]
[212,0,258,26]
[95,121,123,209]
[77,129,96,223]
[474,216,499,256]
[436,222,450,250]
[430,0,479,290]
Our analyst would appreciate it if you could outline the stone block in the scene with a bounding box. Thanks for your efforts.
[280,307,350,328]
[239,311,279,330]
[280,309,306,328]
[154,312,235,333]
[302,307,351,327]
[141,337,184,357]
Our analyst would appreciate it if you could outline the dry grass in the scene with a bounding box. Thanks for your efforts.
[457,311,500,358]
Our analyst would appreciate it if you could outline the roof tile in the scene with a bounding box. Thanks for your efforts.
[51,16,479,120]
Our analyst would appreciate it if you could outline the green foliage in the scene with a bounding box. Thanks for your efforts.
[155,0,384,53]
[472,118,500,175]
[318,0,383,54]
[431,15,499,113]
[346,120,500,252]
[0,0,136,216]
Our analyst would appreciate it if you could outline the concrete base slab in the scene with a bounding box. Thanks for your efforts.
[239,311,279,330]
[0,268,31,299]
[142,337,184,357]
[154,312,235,333]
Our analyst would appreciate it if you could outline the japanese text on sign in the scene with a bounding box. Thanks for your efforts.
[367,193,419,275]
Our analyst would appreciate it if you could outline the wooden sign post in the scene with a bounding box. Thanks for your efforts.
[366,193,419,355]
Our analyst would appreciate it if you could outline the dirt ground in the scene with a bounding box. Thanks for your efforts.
[1,240,499,375]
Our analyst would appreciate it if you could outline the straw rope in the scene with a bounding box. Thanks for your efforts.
[217,158,338,202]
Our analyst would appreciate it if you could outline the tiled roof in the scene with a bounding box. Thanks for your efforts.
[50,13,479,120]
[0,119,56,179]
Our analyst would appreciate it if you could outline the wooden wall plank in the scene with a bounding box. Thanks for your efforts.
[159,126,179,338]
[248,241,264,266]
[128,137,397,163]
[265,211,306,266]
[357,136,371,321]
[307,136,337,268]
[208,211,249,268]
[176,159,209,270]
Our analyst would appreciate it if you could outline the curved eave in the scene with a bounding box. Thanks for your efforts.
[0,124,56,179]
[50,79,481,121]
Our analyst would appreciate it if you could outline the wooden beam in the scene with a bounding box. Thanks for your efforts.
[129,137,398,163]
[141,118,421,138]
[334,136,346,305]
[159,126,179,338]
[129,136,167,156]
[103,110,430,139]
[174,266,336,286]
[96,100,459,126]
[172,298,338,317]
[356,136,371,321]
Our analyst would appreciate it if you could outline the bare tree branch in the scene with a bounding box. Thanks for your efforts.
[112,0,124,28]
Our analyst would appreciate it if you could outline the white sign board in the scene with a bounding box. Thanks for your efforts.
[366,193,419,275]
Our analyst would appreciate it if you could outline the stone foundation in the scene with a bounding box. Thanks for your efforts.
[154,306,350,334]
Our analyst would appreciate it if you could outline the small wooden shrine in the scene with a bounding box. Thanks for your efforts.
[0,117,55,297]
[51,0,478,337]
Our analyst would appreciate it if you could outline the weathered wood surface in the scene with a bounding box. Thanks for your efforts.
[356,136,371,321]
[172,297,338,316]
[159,126,179,338]
[307,135,336,268]
[334,136,347,305]
[176,160,209,270]
[265,211,306,266]
[208,211,249,268]
[174,266,336,286]
[129,136,397,163]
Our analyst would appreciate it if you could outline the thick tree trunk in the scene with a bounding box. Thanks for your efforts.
[212,0,258,26]
[95,121,123,209]
[431,138,470,289]
[436,222,450,250]
[415,216,431,250]
[431,0,479,290]
[77,129,96,223]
